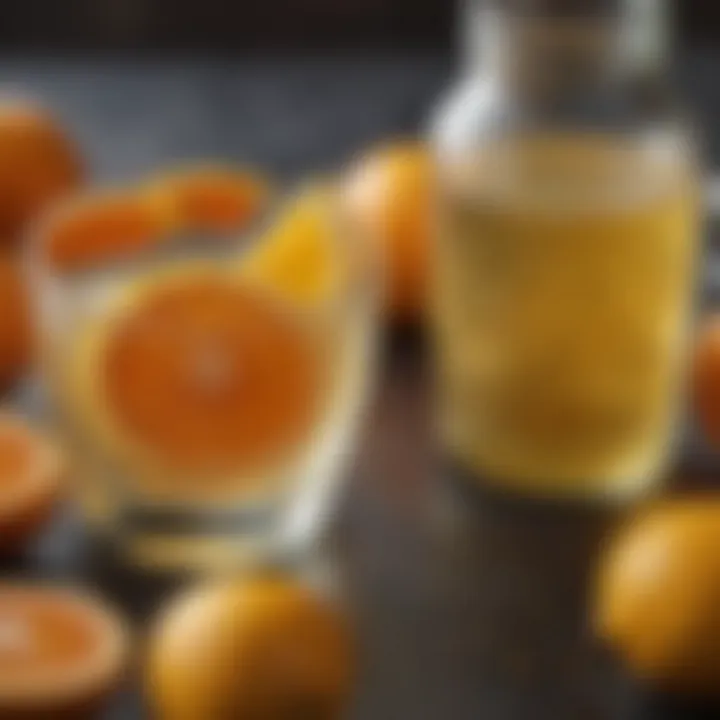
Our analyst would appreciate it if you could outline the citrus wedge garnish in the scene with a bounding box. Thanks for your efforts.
[241,184,344,309]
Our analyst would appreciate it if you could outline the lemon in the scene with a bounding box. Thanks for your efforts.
[242,184,344,309]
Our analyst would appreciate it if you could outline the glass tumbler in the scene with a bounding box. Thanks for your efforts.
[29,185,377,571]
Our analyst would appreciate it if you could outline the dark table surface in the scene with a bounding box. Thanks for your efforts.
[2,51,720,720]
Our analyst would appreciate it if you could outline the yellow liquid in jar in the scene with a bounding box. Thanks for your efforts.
[434,135,699,498]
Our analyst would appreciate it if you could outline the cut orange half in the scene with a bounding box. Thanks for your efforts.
[40,189,174,273]
[0,414,63,552]
[0,584,129,717]
[85,267,325,485]
[145,164,269,234]
[241,183,344,309]
[0,254,33,390]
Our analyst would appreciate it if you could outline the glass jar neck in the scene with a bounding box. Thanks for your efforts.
[462,0,668,90]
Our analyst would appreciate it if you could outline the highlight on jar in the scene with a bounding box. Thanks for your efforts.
[26,169,379,571]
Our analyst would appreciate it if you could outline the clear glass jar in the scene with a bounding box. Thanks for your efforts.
[431,0,701,500]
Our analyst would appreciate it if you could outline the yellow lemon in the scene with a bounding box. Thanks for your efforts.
[242,184,343,309]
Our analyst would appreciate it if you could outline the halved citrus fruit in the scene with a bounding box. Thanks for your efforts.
[40,189,174,272]
[0,414,63,553]
[145,164,269,234]
[148,574,354,720]
[77,266,325,487]
[241,184,344,309]
[0,254,33,389]
[0,584,128,717]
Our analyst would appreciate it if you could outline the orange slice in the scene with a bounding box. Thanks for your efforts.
[40,189,173,272]
[241,184,343,309]
[146,164,269,234]
[0,414,63,553]
[0,584,129,717]
[90,268,324,483]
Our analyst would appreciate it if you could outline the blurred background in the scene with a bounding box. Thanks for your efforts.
[0,0,715,50]
[0,0,716,180]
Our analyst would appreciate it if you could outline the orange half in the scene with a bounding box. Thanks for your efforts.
[0,255,32,390]
[94,269,324,483]
[0,414,63,552]
[0,584,128,716]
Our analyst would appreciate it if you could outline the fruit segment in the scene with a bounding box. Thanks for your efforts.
[242,184,343,309]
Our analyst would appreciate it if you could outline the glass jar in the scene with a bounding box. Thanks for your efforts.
[431,0,701,500]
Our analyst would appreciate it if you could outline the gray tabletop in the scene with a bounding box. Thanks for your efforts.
[2,52,720,720]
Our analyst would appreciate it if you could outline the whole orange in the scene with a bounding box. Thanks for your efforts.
[342,142,432,321]
[595,499,720,693]
[0,253,32,389]
[0,101,83,243]
[147,574,354,720]
[692,315,720,445]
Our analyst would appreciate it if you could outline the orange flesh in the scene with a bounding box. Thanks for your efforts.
[44,193,170,272]
[0,429,34,489]
[0,594,98,675]
[0,255,32,388]
[102,275,324,475]
[0,586,126,702]
[150,169,267,233]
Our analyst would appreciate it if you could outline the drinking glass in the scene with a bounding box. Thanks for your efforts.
[29,184,377,570]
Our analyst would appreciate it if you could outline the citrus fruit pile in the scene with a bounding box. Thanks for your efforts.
[0,573,352,720]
